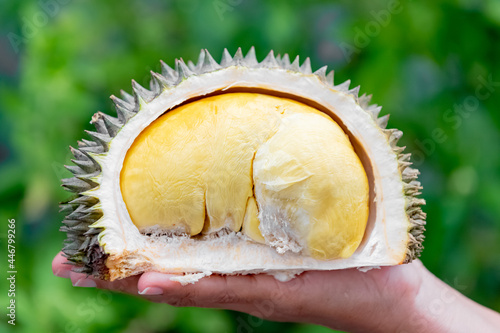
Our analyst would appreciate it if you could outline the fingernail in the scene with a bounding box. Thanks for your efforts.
[54,268,71,279]
[139,287,164,295]
[73,278,97,288]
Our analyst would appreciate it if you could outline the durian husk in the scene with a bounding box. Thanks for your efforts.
[60,47,426,282]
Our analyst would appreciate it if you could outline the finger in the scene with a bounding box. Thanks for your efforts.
[69,271,141,295]
[137,272,294,311]
[52,252,72,278]
[53,251,140,294]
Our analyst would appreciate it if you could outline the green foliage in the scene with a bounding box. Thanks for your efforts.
[0,0,499,332]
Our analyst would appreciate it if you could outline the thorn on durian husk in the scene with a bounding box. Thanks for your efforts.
[405,198,426,210]
[84,227,102,236]
[65,204,91,218]
[78,139,106,155]
[201,49,222,73]
[64,165,84,176]
[120,90,135,105]
[78,139,100,148]
[59,204,77,214]
[80,143,105,154]
[72,266,92,274]
[326,70,334,86]
[377,114,390,129]
[385,129,403,147]
[335,79,351,92]
[160,60,179,82]
[70,146,91,161]
[151,71,172,90]
[91,111,121,138]
[175,59,194,81]
[244,47,258,67]
[367,105,382,120]
[70,157,96,171]
[232,47,244,66]
[314,66,328,82]
[392,146,406,154]
[99,112,122,136]
[64,165,99,179]
[69,195,99,206]
[91,114,108,135]
[64,233,86,243]
[260,50,279,68]
[280,54,291,68]
[62,204,79,219]
[221,48,232,67]
[111,93,134,110]
[300,57,312,74]
[194,49,205,72]
[149,74,161,96]
[398,153,412,163]
[62,177,98,192]
[132,79,156,104]
[78,237,91,251]
[111,95,136,123]
[358,94,372,109]
[62,219,86,227]
[63,242,81,251]
[85,130,111,149]
[187,60,196,71]
[79,211,103,224]
[62,248,81,257]
[406,205,423,216]
[290,56,301,72]
[76,140,89,148]
[348,86,360,102]
[60,223,90,233]
[403,181,423,196]
[111,94,134,110]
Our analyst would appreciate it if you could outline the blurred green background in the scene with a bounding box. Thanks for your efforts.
[1,0,499,332]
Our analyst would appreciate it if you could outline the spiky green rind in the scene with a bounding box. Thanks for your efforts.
[60,47,425,277]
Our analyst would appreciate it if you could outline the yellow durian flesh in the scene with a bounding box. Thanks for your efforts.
[242,196,266,244]
[120,92,369,259]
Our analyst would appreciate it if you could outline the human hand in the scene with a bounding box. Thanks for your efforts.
[52,252,500,332]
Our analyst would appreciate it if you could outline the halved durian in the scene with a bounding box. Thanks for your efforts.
[60,48,426,283]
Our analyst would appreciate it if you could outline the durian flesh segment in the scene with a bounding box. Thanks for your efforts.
[253,112,369,259]
[120,93,369,259]
[242,196,266,243]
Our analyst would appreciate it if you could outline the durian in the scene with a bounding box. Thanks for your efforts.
[60,47,426,283]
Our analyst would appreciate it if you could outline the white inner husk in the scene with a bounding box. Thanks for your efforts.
[86,67,409,282]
